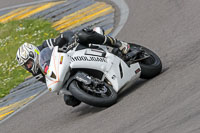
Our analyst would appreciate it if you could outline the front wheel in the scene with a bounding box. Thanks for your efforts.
[68,80,117,107]
[130,43,162,79]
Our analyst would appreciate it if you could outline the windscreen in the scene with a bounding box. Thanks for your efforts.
[39,47,53,74]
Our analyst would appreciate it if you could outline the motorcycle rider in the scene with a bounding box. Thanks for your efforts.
[16,27,130,107]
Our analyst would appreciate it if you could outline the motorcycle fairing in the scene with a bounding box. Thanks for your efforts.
[46,45,141,93]
[70,48,141,92]
[45,46,71,92]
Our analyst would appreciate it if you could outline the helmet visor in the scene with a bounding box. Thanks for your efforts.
[23,59,34,71]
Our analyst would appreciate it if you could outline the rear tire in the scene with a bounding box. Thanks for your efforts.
[69,80,117,107]
[130,43,162,79]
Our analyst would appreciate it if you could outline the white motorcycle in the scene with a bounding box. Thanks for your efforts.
[39,28,162,107]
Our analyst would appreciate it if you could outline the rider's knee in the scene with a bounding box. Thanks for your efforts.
[76,28,105,44]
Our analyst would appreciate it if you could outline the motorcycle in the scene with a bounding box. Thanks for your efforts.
[39,27,162,107]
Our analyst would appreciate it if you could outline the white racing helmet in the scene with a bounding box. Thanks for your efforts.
[16,43,40,74]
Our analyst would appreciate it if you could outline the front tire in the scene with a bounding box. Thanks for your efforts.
[69,80,117,107]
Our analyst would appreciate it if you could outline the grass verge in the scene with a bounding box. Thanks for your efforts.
[0,19,59,98]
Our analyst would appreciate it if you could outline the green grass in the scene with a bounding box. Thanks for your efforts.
[0,19,59,98]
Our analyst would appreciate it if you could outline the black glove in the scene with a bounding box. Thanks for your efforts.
[55,36,67,48]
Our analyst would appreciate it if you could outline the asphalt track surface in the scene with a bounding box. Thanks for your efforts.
[1,0,200,133]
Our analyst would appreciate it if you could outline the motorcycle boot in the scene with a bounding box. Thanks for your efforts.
[102,36,131,54]
[114,39,130,54]
[64,94,81,107]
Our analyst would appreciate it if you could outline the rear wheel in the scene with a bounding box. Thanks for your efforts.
[130,43,162,79]
[69,79,117,107]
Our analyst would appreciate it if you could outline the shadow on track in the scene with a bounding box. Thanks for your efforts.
[71,104,105,116]
[118,67,169,101]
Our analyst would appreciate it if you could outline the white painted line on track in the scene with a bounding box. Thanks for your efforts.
[111,0,129,37]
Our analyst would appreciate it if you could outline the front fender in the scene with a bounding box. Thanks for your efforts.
[63,72,92,90]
